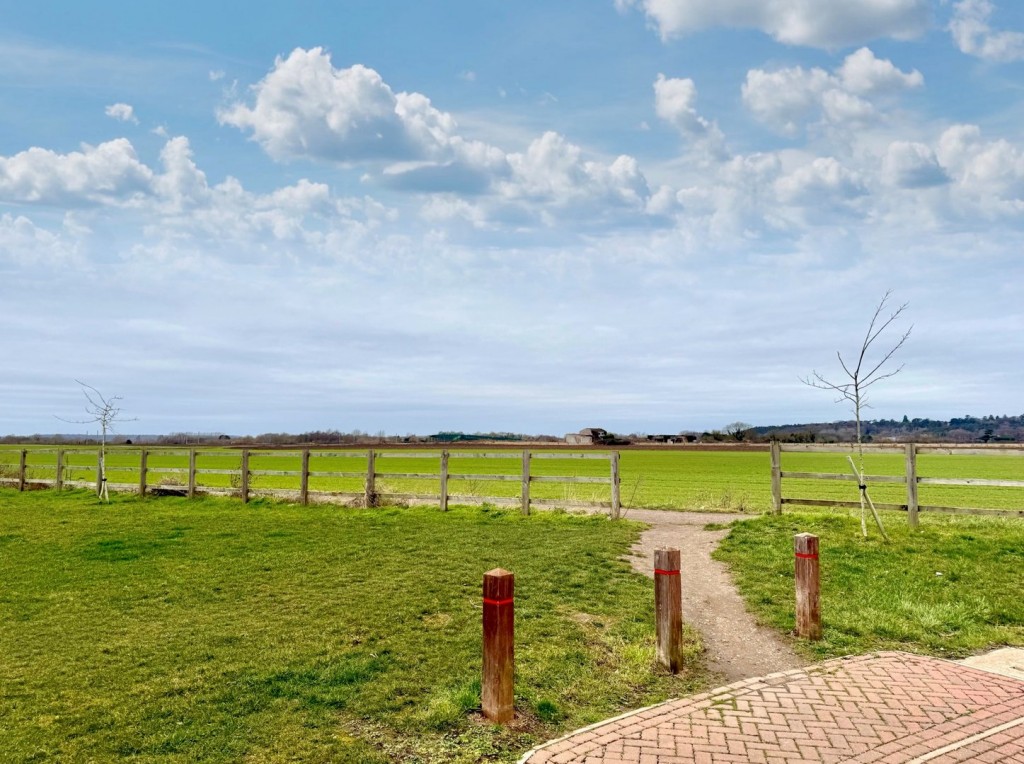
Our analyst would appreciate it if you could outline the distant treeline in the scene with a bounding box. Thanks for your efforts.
[4,415,1022,446]
[745,414,1024,444]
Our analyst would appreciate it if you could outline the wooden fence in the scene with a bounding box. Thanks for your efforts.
[0,447,623,518]
[770,442,1024,524]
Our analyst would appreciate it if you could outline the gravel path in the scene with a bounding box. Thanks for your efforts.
[622,508,806,683]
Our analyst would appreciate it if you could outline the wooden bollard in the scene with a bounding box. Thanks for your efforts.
[654,548,683,673]
[482,568,514,723]
[794,533,822,640]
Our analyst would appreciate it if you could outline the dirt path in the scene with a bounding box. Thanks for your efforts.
[622,508,805,683]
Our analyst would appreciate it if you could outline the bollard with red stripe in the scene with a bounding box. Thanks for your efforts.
[482,568,514,723]
[794,533,822,640]
[654,548,683,673]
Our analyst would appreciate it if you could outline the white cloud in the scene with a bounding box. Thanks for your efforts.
[219,47,456,164]
[209,69,226,81]
[653,74,725,152]
[950,0,1024,62]
[936,124,1024,215]
[742,48,922,135]
[775,157,866,205]
[105,102,139,124]
[0,139,154,205]
[0,213,78,264]
[882,141,949,188]
[617,0,929,49]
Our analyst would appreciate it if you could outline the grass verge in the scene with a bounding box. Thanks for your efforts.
[714,511,1024,659]
[0,490,702,763]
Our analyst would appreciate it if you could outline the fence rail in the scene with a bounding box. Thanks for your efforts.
[0,447,623,517]
[770,441,1024,523]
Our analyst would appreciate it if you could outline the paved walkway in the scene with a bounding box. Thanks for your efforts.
[519,652,1024,763]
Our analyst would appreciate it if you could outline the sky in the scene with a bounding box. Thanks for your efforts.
[1,0,1023,437]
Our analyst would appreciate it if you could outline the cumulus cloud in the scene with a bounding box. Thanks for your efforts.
[882,141,949,188]
[950,0,1024,62]
[653,74,725,152]
[742,48,922,135]
[776,157,867,205]
[219,47,457,164]
[105,103,139,124]
[616,0,929,48]
[936,124,1024,214]
[0,139,154,205]
[0,213,78,264]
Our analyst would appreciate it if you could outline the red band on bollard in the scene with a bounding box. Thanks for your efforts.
[483,597,514,606]
[795,552,818,560]
[654,568,680,576]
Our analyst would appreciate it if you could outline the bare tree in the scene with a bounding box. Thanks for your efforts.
[58,381,136,501]
[803,291,912,539]
[724,421,753,441]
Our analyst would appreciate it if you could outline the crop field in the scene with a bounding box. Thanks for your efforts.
[0,490,703,763]
[2,446,1023,514]
[1,446,1022,514]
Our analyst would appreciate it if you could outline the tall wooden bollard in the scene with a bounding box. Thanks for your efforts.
[654,548,683,673]
[794,533,822,640]
[482,568,514,723]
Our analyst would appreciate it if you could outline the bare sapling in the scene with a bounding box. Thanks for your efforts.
[803,291,911,540]
[58,381,137,501]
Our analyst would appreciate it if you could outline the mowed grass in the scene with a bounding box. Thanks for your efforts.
[714,511,1024,659]
[0,490,703,763]
[2,446,1022,513]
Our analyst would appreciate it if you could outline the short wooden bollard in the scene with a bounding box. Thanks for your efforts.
[794,533,822,640]
[654,548,683,673]
[482,568,514,723]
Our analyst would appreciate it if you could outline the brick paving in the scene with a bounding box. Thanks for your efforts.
[519,652,1024,763]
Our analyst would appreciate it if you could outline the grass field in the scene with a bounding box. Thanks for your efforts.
[714,511,1024,659]
[1,445,1022,514]
[0,490,703,763]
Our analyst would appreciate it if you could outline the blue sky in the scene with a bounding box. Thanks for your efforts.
[2,0,1023,436]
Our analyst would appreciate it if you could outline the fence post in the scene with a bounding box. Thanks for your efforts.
[794,533,822,640]
[188,448,197,499]
[440,449,449,512]
[520,450,530,516]
[654,548,683,672]
[300,448,310,506]
[482,568,515,723]
[365,449,376,508]
[610,451,621,519]
[770,440,782,514]
[139,449,148,497]
[55,449,64,492]
[18,449,27,491]
[240,449,250,503]
[905,444,919,529]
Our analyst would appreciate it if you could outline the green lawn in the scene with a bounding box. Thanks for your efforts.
[2,445,1022,514]
[714,511,1024,659]
[0,490,702,763]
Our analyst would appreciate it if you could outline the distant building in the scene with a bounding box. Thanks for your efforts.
[565,427,609,445]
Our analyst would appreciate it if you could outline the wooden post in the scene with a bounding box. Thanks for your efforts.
[18,449,27,491]
[188,448,197,499]
[96,448,103,497]
[300,448,310,506]
[610,451,621,519]
[905,443,919,529]
[139,449,148,497]
[520,450,531,515]
[240,449,250,503]
[55,449,64,492]
[365,449,376,508]
[770,440,782,514]
[794,533,822,640]
[482,568,515,723]
[440,449,449,512]
[654,548,683,673]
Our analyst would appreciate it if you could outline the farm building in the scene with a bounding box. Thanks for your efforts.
[565,428,611,445]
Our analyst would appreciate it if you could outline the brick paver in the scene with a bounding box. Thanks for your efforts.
[519,653,1024,763]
